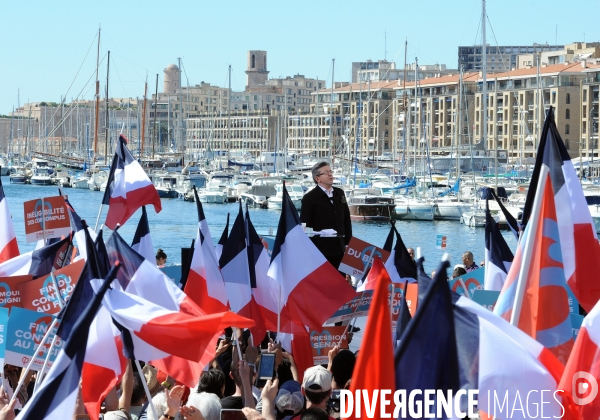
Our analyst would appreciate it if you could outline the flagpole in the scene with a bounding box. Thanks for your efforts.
[276,285,281,341]
[510,166,548,327]
[338,291,366,347]
[33,273,65,395]
[94,204,104,232]
[134,359,159,420]
[9,318,59,405]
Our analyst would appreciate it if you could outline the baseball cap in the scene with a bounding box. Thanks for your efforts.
[302,366,332,392]
[275,380,304,414]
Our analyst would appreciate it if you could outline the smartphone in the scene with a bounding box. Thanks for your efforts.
[258,352,276,381]
[220,408,246,420]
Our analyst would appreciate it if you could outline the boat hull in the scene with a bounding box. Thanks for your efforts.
[349,204,396,220]
[30,177,53,185]
[393,203,435,221]
[433,203,472,220]
[198,194,227,204]
[9,175,28,184]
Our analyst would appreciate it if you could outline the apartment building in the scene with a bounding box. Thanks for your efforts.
[518,42,600,68]
[458,43,563,73]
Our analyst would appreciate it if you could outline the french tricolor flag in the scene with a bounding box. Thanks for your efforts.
[267,184,356,333]
[0,234,72,278]
[194,186,219,261]
[483,199,514,291]
[357,256,390,292]
[215,213,230,263]
[0,177,19,263]
[382,223,417,284]
[64,196,96,261]
[184,194,228,314]
[102,134,162,230]
[131,206,155,264]
[219,202,267,341]
[559,299,600,418]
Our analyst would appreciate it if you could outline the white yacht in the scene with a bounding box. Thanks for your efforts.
[393,197,435,221]
[267,184,304,210]
[30,167,54,185]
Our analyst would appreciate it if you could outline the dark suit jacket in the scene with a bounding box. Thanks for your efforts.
[300,185,352,257]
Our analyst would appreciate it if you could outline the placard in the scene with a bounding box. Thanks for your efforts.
[5,307,63,371]
[0,275,33,310]
[436,235,447,249]
[571,314,584,339]
[23,196,71,243]
[447,269,485,298]
[327,284,418,324]
[338,237,391,278]
[0,307,9,365]
[310,326,349,365]
[18,260,84,314]
[471,290,500,311]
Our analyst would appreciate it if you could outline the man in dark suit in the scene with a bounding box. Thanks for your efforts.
[300,162,352,270]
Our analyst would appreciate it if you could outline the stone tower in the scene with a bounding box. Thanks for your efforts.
[164,64,181,94]
[245,50,269,88]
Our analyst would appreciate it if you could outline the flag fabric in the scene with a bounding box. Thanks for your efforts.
[15,264,120,420]
[356,257,390,292]
[0,177,19,263]
[184,209,228,314]
[494,168,574,364]
[347,250,395,419]
[383,223,417,284]
[102,134,161,229]
[267,184,356,333]
[215,213,230,263]
[559,299,600,418]
[395,258,459,419]
[131,206,154,263]
[490,188,520,240]
[245,205,279,332]
[105,230,254,387]
[394,281,412,348]
[484,199,514,291]
[219,202,267,341]
[454,295,574,419]
[520,107,600,313]
[194,186,218,261]
[0,234,72,278]
[64,196,97,262]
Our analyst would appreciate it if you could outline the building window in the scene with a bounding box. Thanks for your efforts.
[565,139,570,149]
[565,93,570,104]
[583,90,587,102]
[552,92,556,104]
[251,54,255,68]
[565,109,570,120]
[565,124,570,135]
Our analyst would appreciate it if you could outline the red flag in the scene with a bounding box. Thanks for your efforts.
[346,256,395,419]
[0,178,19,263]
[357,257,391,291]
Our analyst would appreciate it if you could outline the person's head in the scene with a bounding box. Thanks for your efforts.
[197,369,225,399]
[480,260,485,267]
[156,248,167,266]
[131,373,147,406]
[302,366,332,409]
[407,248,415,259]
[276,358,295,385]
[311,162,333,188]
[275,380,304,419]
[300,407,330,420]
[453,266,467,278]
[186,392,222,420]
[330,350,355,390]
[462,251,474,266]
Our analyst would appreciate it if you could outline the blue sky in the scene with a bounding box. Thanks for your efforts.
[1,0,597,115]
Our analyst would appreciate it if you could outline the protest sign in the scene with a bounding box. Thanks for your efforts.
[5,307,63,370]
[436,235,447,249]
[0,307,9,366]
[310,326,349,365]
[18,259,84,314]
[570,314,584,339]
[447,269,484,298]
[23,196,71,243]
[338,237,391,278]
[328,284,418,324]
[0,275,33,310]
[471,290,500,311]
[260,236,275,259]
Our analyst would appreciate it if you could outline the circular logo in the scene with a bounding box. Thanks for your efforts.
[0,282,11,307]
[32,199,53,226]
[572,371,599,406]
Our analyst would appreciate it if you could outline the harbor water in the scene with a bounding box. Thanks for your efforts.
[1,176,517,275]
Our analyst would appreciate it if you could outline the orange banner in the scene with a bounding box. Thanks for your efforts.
[0,275,33,310]
[23,196,71,243]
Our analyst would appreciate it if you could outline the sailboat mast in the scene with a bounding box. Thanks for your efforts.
[93,27,101,165]
[152,74,158,158]
[402,38,408,175]
[227,65,231,152]
[329,58,335,168]
[104,51,110,163]
[457,68,463,180]
[141,78,148,159]
[413,58,418,177]
[482,0,488,164]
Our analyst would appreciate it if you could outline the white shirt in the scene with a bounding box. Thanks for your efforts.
[318,184,334,200]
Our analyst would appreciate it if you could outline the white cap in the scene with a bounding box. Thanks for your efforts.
[302,365,332,392]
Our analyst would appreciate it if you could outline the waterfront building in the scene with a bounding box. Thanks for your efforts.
[458,43,563,73]
[518,42,600,68]
[581,65,600,161]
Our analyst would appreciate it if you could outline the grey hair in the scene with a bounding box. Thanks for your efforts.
[187,392,222,420]
[147,390,183,420]
[311,161,330,183]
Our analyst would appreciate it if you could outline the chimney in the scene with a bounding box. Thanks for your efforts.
[582,59,587,68]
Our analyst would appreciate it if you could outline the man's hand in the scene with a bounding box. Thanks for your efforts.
[242,408,267,420]
[164,385,185,417]
[179,405,205,420]
[216,339,231,357]
[327,344,340,371]
[261,378,279,403]
[245,342,259,366]
[0,386,15,420]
